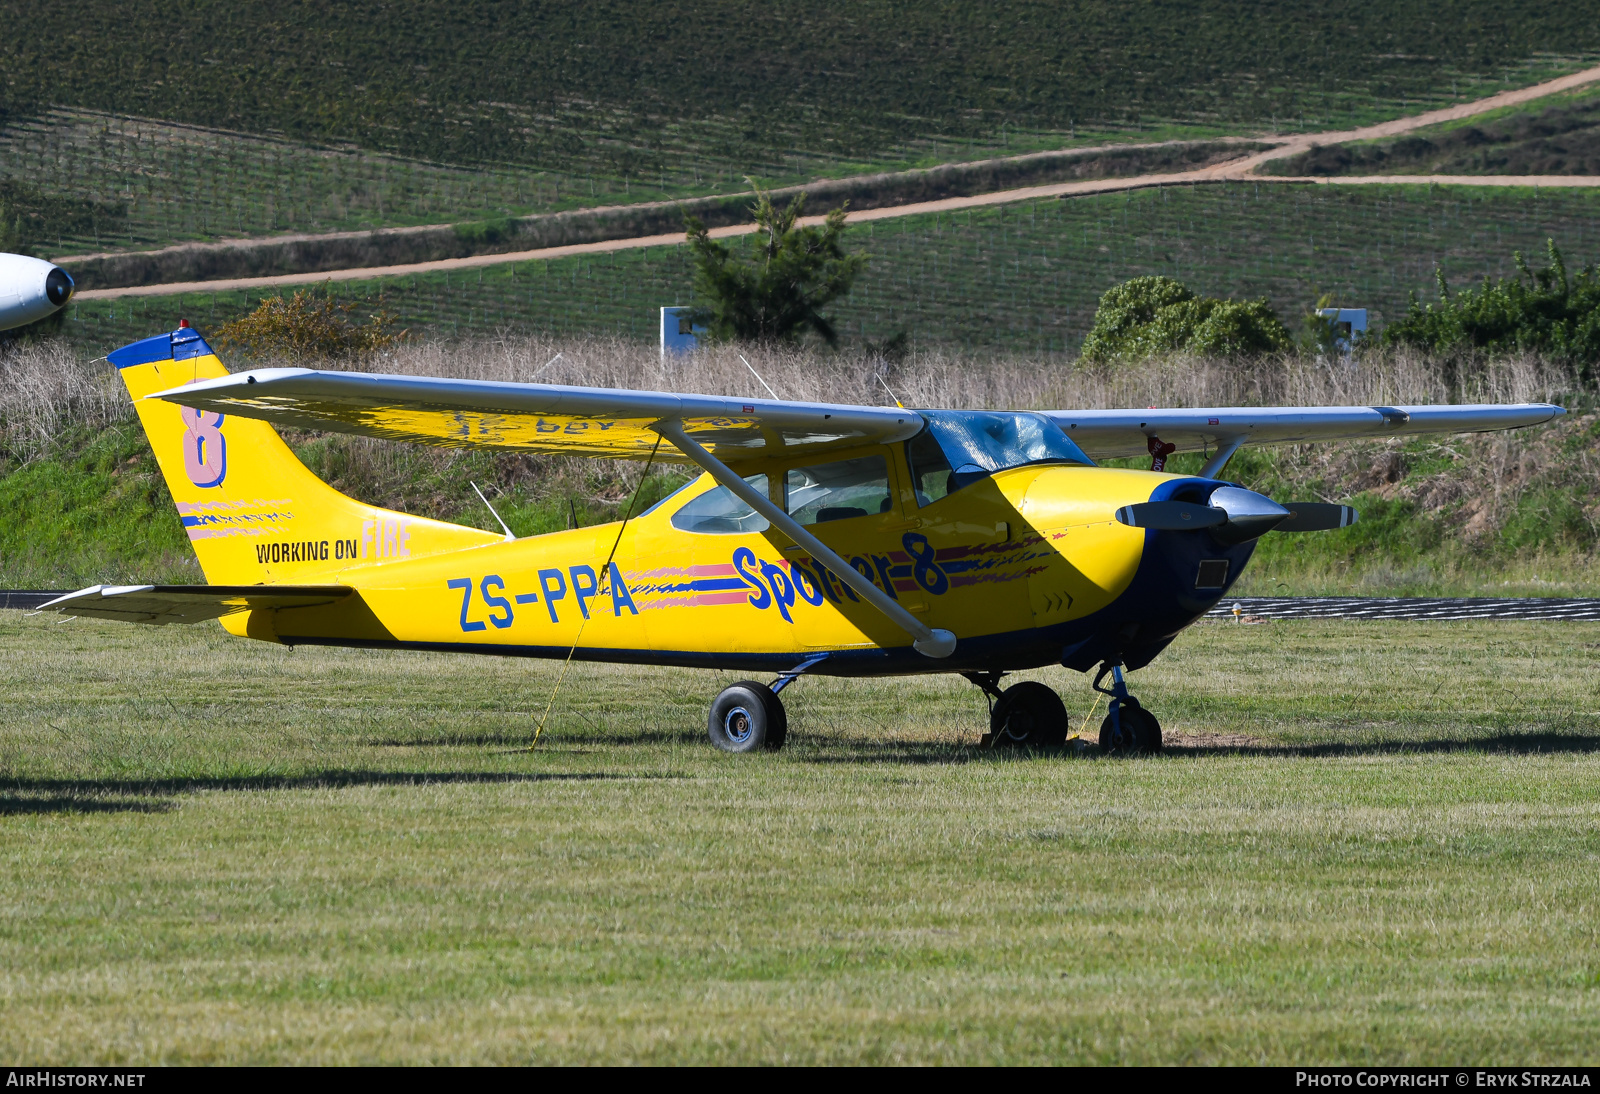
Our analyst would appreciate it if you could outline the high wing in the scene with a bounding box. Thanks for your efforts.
[1050,404,1564,462]
[40,584,352,625]
[154,368,923,462]
[156,368,1562,467]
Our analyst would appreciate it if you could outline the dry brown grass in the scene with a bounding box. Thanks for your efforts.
[3,335,1591,591]
[357,336,1581,412]
[4,332,1578,446]
[0,339,131,462]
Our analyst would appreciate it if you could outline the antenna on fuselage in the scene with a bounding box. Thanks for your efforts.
[738,353,781,401]
[529,352,564,381]
[875,371,905,409]
[470,482,516,542]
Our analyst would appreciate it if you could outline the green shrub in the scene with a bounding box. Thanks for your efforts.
[453,218,515,247]
[1080,275,1291,361]
[1381,240,1600,367]
[214,285,403,360]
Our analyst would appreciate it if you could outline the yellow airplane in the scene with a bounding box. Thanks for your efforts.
[40,323,1564,753]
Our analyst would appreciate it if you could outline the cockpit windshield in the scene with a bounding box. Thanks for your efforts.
[926,410,1093,471]
[905,411,1093,506]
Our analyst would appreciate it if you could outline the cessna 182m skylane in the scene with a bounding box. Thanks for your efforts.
[41,324,1563,752]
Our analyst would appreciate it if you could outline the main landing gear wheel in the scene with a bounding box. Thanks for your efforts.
[1099,698,1163,755]
[989,680,1070,748]
[708,681,788,753]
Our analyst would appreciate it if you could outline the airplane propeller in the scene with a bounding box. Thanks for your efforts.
[1112,501,1227,531]
[1116,486,1357,542]
[1275,502,1359,532]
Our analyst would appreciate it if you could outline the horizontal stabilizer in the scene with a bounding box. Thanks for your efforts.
[1114,501,1228,530]
[1274,504,1359,532]
[38,584,352,625]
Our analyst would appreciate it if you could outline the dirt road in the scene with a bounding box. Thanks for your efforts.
[75,64,1600,302]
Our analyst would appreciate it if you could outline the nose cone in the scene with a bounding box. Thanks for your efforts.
[1209,486,1289,543]
[45,266,74,307]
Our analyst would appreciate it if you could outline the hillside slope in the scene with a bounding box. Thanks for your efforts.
[54,183,1600,354]
[3,1,1599,255]
[1267,86,1600,176]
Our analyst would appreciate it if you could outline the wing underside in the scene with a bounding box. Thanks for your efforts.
[1052,404,1564,461]
[153,368,923,461]
[155,368,1563,466]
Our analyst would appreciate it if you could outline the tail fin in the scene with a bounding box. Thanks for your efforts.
[111,325,498,586]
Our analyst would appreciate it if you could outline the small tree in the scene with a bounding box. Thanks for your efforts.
[215,284,403,360]
[685,181,866,345]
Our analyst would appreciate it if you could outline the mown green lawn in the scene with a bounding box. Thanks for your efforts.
[1,614,1598,1063]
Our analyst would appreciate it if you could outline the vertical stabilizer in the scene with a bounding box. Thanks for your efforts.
[111,326,499,587]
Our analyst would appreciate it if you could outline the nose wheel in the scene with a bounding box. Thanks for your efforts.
[1093,662,1162,755]
[708,681,788,753]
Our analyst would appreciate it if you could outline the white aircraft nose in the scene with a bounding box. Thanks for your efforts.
[0,253,75,332]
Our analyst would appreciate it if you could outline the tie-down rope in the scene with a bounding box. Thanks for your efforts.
[528,431,665,749]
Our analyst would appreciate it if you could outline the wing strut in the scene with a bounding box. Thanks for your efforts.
[1198,436,1247,479]
[654,421,957,659]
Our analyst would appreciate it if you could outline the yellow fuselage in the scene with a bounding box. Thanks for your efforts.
[121,346,1238,675]
[224,457,1181,674]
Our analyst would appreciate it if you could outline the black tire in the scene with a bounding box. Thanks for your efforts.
[708,681,788,753]
[1098,702,1163,755]
[989,680,1070,748]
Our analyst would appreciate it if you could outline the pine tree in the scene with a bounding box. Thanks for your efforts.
[685,181,866,346]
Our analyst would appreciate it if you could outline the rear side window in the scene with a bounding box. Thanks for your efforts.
[670,474,770,534]
[785,455,891,525]
[906,429,955,506]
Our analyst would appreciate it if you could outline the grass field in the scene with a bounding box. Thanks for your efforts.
[57,182,1600,352]
[3,613,1598,1063]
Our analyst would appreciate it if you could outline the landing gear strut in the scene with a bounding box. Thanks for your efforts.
[1092,662,1162,755]
[965,671,1070,748]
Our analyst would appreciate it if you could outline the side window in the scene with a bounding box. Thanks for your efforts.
[785,455,891,526]
[905,429,954,507]
[670,474,770,534]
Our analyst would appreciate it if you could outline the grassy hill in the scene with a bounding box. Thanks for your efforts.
[55,182,1600,353]
[3,2,1599,252]
[1266,83,1600,176]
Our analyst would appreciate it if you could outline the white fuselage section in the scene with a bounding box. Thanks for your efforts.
[0,253,74,331]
